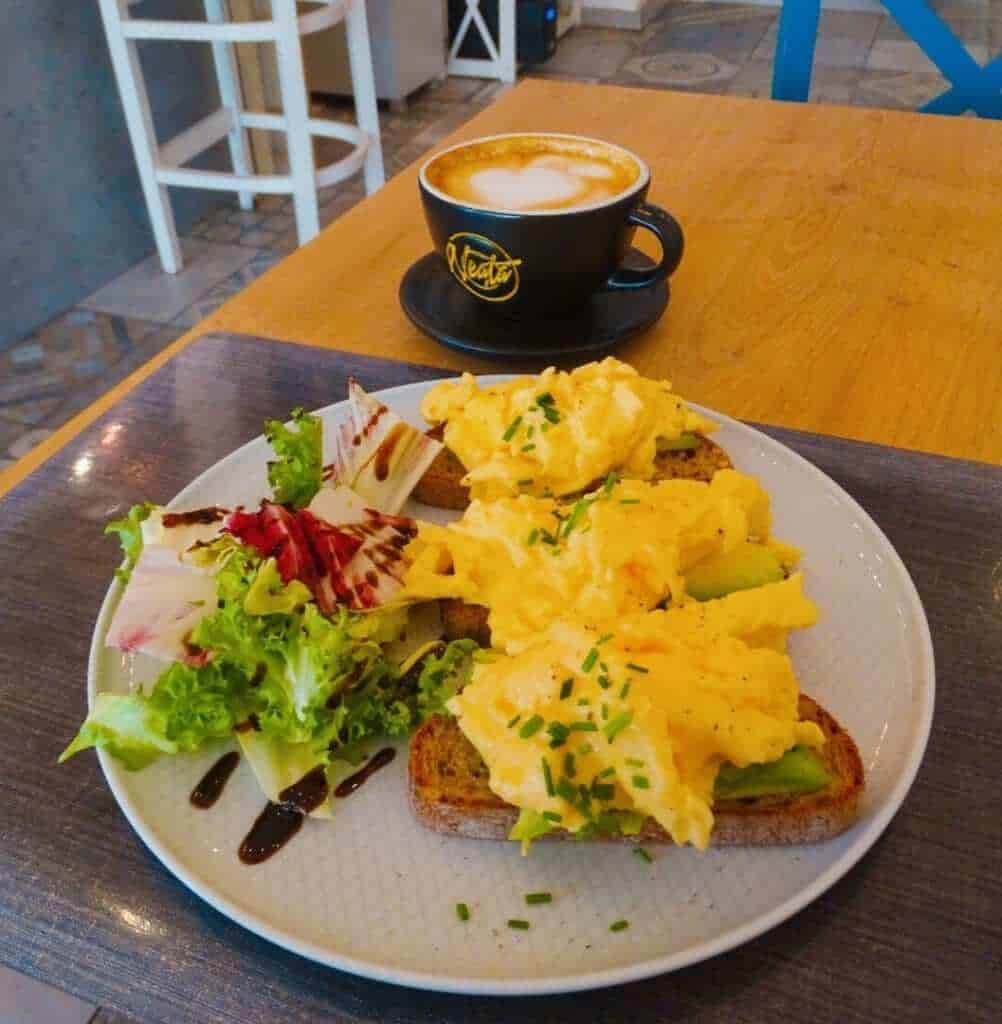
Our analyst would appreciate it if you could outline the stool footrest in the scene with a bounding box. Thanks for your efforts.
[120,4,349,44]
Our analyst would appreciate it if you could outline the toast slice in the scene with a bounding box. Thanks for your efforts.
[411,434,733,511]
[409,695,864,847]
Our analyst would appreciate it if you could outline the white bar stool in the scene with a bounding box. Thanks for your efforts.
[97,0,385,273]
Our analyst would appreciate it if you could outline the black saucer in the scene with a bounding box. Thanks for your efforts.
[399,248,669,360]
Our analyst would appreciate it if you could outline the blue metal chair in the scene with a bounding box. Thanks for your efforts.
[772,0,1002,118]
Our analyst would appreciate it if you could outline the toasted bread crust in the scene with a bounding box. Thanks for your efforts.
[408,694,864,847]
[410,434,733,511]
[411,446,471,510]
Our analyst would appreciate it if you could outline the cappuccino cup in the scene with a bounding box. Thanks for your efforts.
[419,132,683,317]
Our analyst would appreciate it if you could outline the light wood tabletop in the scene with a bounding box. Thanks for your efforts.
[3,78,1001,496]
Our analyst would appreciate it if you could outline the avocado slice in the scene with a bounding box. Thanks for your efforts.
[685,542,785,602]
[656,432,701,453]
[714,746,830,800]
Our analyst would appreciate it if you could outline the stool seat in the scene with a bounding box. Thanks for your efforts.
[98,0,385,273]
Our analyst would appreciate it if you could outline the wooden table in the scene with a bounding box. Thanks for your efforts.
[2,78,1001,504]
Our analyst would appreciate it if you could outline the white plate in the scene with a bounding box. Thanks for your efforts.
[90,378,935,996]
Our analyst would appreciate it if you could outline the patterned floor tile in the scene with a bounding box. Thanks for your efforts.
[619,50,741,89]
[79,239,256,322]
[537,29,637,79]
[853,69,952,110]
[868,38,987,72]
[171,252,282,328]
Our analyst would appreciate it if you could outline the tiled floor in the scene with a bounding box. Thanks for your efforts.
[2,0,997,475]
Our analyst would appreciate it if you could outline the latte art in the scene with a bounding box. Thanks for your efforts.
[425,135,641,213]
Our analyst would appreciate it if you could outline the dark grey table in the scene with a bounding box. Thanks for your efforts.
[2,334,999,1023]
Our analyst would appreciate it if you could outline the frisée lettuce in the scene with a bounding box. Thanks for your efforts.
[61,392,473,831]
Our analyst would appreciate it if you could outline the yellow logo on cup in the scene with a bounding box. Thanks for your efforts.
[446,232,523,302]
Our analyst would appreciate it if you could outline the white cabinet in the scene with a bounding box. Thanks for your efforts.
[303,0,447,106]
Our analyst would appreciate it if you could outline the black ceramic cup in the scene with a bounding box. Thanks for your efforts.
[418,132,683,319]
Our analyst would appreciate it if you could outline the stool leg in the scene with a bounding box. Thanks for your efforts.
[204,0,255,210]
[772,0,821,103]
[97,0,183,273]
[272,0,319,244]
[345,0,385,194]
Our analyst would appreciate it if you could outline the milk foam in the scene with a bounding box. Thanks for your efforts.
[468,155,616,211]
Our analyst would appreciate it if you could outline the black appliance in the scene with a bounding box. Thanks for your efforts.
[448,0,559,66]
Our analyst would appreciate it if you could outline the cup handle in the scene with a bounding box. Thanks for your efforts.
[604,203,684,290]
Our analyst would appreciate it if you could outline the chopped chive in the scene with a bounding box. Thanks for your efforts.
[568,721,598,732]
[527,528,539,546]
[547,721,570,748]
[542,757,555,796]
[525,892,552,905]
[604,711,633,743]
[536,392,555,406]
[625,757,645,768]
[597,766,616,779]
[577,783,593,808]
[631,775,650,789]
[610,919,629,932]
[577,697,590,706]
[633,847,653,864]
[559,678,574,700]
[619,682,632,700]
[542,811,563,823]
[578,742,593,755]
[502,416,522,441]
[556,777,578,803]
[601,473,619,496]
[541,422,551,433]
[596,633,614,646]
[519,714,544,739]
[521,443,536,452]
[507,714,521,729]
[591,782,615,801]
[507,919,530,930]
[540,528,558,546]
[626,663,649,674]
[618,499,641,505]
[518,478,535,486]
[563,752,576,778]
[456,902,471,921]
[601,703,609,721]
[598,675,612,690]
[526,425,535,439]
[560,498,592,539]
[600,661,610,673]
[542,405,560,424]
[581,648,599,673]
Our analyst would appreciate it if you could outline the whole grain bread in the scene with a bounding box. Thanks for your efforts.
[411,434,733,510]
[409,695,864,846]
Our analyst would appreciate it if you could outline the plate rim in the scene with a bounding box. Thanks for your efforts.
[89,376,936,996]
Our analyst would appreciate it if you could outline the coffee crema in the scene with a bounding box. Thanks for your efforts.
[425,135,641,213]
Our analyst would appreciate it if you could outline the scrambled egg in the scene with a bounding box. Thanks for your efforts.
[448,584,824,850]
[404,470,801,653]
[421,357,717,501]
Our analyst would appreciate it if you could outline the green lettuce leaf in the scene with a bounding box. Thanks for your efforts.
[64,542,441,772]
[58,693,178,770]
[59,660,252,770]
[264,407,322,509]
[243,558,312,616]
[105,502,155,583]
[415,639,478,720]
